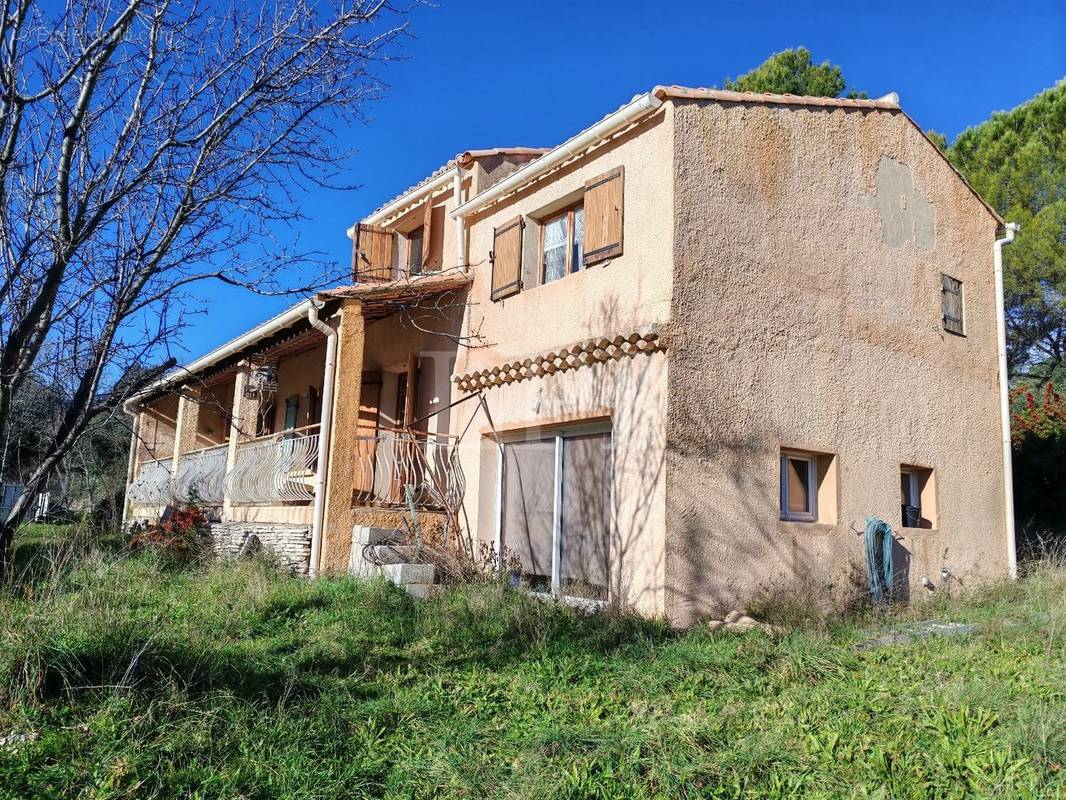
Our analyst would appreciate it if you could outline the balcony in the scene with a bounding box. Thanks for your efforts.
[127,457,174,506]
[173,443,229,504]
[354,428,463,511]
[224,425,320,504]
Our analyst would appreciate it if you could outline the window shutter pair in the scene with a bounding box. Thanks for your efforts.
[353,224,393,282]
[489,166,625,301]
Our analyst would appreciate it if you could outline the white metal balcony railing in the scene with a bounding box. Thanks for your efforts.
[172,443,228,504]
[127,457,174,506]
[354,428,464,510]
[128,425,462,511]
[223,425,320,504]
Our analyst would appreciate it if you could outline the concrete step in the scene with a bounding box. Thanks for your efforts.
[352,525,406,547]
[404,583,441,599]
[382,562,435,586]
[363,543,421,564]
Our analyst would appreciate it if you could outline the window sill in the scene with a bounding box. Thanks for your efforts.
[777,519,836,535]
[900,526,938,535]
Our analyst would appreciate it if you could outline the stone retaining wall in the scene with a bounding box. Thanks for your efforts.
[207,522,311,575]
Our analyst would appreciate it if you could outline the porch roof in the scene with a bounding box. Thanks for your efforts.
[127,272,471,410]
[316,271,472,323]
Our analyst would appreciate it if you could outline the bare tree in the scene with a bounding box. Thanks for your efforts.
[0,0,409,560]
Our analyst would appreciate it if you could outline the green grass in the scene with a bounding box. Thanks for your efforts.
[0,533,1064,799]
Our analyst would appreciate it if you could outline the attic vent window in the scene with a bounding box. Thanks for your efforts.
[941,273,964,336]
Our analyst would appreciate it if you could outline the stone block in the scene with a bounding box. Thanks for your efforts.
[403,583,439,600]
[381,563,435,586]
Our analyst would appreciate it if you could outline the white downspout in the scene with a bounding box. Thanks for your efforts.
[453,168,466,271]
[120,409,140,530]
[994,222,1020,578]
[307,300,337,578]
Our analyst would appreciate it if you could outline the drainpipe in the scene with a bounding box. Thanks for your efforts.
[307,300,337,578]
[453,168,466,271]
[120,409,140,530]
[994,222,1020,578]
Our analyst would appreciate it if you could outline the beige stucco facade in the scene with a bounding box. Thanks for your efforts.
[450,109,676,615]
[124,87,1009,625]
[662,99,1006,625]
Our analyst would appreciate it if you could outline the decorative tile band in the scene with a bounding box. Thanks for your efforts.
[454,329,664,393]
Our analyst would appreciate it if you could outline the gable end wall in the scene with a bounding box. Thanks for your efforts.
[665,99,1006,625]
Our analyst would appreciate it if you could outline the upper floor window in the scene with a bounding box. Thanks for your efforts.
[941,273,964,335]
[542,204,584,284]
[490,166,624,302]
[408,226,425,275]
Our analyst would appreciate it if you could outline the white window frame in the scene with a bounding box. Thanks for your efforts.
[494,422,612,603]
[780,451,818,523]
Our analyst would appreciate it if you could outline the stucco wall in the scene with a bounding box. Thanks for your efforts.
[269,344,326,432]
[451,108,676,614]
[456,109,675,376]
[452,351,669,615]
[665,99,1007,625]
[226,504,314,525]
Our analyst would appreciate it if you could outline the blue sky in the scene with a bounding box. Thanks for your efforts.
[183,0,1066,361]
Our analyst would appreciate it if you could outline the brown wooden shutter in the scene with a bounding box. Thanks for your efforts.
[421,201,434,271]
[583,166,624,265]
[353,224,394,282]
[423,203,445,272]
[353,371,382,499]
[490,216,523,301]
[941,273,964,335]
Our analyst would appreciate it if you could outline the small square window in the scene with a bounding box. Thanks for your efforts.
[941,274,964,335]
[901,466,936,528]
[779,449,837,524]
[780,452,815,522]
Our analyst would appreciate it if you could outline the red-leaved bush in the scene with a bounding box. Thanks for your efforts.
[1010,383,1066,549]
[1011,383,1066,445]
[129,505,209,558]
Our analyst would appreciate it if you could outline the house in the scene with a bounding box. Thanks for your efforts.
[123,86,1015,626]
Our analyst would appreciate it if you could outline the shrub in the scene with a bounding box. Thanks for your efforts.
[1011,383,1066,549]
[128,504,209,559]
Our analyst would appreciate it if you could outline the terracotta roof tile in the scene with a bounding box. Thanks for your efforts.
[363,158,457,221]
[317,271,472,320]
[652,85,901,110]
[363,148,549,222]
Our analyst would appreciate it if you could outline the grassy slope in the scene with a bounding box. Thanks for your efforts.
[0,541,1064,798]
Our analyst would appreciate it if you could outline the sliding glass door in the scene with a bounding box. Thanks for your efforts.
[499,427,612,601]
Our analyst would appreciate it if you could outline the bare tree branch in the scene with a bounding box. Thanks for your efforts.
[0,0,410,557]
